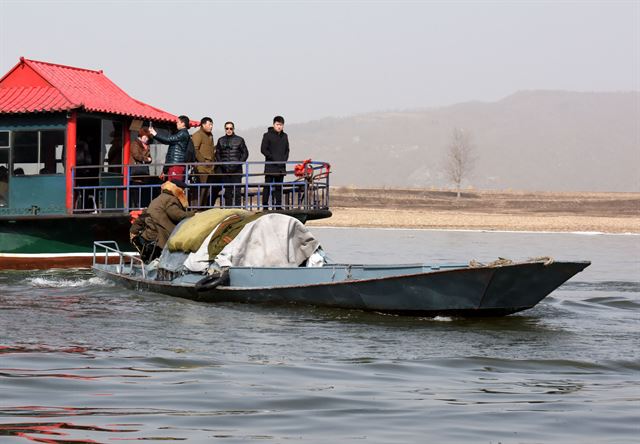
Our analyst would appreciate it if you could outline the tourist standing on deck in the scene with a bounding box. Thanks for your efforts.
[191,117,215,206]
[129,126,155,207]
[129,126,153,174]
[261,116,289,209]
[215,121,249,207]
[149,115,191,181]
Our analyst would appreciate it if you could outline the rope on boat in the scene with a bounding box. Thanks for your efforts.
[527,256,555,266]
[469,256,554,268]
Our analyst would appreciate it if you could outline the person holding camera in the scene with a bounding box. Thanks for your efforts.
[149,115,191,182]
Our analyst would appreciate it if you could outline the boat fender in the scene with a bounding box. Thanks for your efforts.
[195,267,230,291]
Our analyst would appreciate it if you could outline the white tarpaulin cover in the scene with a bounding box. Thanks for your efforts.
[215,213,320,267]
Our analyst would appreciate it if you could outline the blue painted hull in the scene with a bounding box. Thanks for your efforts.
[92,260,590,317]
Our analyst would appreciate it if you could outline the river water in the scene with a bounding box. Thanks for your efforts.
[1,228,638,443]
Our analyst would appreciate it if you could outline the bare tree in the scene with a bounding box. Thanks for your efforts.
[445,127,475,198]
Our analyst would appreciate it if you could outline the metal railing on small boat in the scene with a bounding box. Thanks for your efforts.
[93,240,146,278]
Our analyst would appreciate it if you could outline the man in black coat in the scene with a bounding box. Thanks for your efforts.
[215,121,249,207]
[260,115,289,209]
[150,115,191,182]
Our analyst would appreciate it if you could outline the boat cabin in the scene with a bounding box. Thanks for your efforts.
[0,57,185,215]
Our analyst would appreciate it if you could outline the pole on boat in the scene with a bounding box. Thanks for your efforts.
[122,120,131,208]
[65,110,77,214]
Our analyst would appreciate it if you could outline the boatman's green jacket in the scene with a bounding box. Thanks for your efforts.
[131,181,191,249]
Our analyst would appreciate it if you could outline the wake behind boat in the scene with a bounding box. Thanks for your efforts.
[92,210,590,317]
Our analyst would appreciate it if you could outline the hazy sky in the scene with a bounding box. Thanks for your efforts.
[0,0,638,129]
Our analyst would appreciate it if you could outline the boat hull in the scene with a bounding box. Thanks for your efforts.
[93,261,590,317]
[0,214,132,269]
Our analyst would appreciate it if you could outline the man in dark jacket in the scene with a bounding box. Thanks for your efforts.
[130,180,191,262]
[260,115,289,209]
[215,121,249,207]
[150,115,191,181]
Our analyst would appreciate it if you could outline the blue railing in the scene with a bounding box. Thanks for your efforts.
[72,160,330,214]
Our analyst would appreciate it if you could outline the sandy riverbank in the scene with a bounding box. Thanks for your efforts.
[306,189,640,233]
[307,207,639,233]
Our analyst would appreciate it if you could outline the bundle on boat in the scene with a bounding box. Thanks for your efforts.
[155,210,327,283]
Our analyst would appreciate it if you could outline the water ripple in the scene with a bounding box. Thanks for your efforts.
[564,280,640,293]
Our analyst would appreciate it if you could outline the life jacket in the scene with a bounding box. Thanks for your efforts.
[129,209,143,224]
[294,159,314,179]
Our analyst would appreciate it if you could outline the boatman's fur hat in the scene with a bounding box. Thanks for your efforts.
[161,180,188,208]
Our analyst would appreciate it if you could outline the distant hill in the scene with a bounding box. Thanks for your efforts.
[241,91,640,192]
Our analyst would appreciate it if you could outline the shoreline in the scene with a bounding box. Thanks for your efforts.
[306,207,640,234]
[306,223,639,236]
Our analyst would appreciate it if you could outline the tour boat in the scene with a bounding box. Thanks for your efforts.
[0,58,330,269]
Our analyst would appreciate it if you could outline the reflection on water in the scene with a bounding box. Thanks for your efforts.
[0,421,137,443]
[0,229,638,442]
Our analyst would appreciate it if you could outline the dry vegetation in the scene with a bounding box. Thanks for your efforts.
[307,188,640,233]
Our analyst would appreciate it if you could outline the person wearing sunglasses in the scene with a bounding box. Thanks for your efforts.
[214,122,249,207]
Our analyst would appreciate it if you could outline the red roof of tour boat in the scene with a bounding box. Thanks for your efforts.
[0,57,178,123]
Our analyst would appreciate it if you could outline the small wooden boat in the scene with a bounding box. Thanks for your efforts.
[92,241,589,317]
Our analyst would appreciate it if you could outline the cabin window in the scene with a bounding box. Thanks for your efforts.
[0,151,7,207]
[11,130,65,175]
[0,131,9,147]
[103,120,123,174]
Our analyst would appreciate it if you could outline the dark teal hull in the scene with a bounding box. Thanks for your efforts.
[0,214,131,269]
[93,261,590,317]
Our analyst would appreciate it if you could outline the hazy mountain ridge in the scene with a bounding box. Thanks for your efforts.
[241,91,639,192]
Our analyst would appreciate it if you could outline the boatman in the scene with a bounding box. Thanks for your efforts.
[130,180,192,263]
